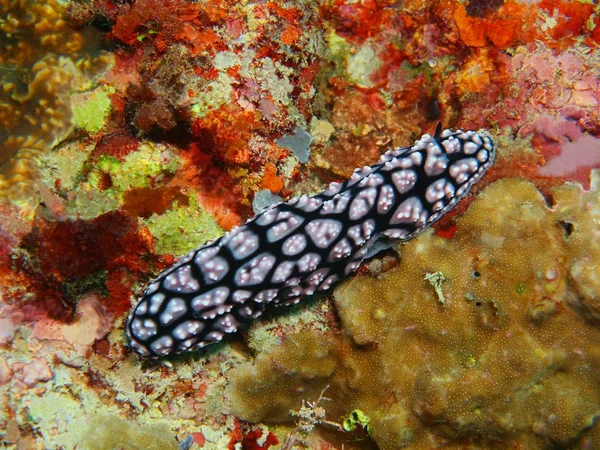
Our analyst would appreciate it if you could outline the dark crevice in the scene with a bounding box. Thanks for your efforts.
[558,220,574,238]
[465,0,504,17]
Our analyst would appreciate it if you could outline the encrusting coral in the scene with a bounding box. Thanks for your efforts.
[0,0,84,66]
[229,171,600,449]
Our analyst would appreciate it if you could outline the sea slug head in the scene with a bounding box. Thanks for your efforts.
[381,128,496,239]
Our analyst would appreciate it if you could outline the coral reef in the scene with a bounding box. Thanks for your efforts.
[1,0,600,448]
[229,173,600,449]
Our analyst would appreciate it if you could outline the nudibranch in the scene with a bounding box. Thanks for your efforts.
[126,127,496,357]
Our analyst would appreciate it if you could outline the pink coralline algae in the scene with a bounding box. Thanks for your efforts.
[539,135,600,179]
[0,303,24,346]
[12,358,54,389]
[31,295,112,357]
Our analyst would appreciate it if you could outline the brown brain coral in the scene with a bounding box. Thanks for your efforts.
[0,0,112,212]
[0,54,112,210]
[0,0,84,67]
[229,174,600,449]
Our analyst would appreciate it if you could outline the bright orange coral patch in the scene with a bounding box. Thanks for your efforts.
[453,2,534,49]
[322,0,395,43]
[266,2,303,22]
[281,24,302,46]
[191,105,263,165]
[540,0,595,42]
[178,142,247,231]
[261,162,285,193]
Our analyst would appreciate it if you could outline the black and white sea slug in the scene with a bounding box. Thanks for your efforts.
[126,127,496,357]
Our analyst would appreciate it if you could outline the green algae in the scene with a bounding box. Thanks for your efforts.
[71,88,112,133]
[326,30,351,78]
[343,409,372,436]
[41,143,94,192]
[41,140,182,220]
[144,195,223,256]
[82,142,180,196]
[64,269,108,303]
[112,143,180,192]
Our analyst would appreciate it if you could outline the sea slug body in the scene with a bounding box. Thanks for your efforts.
[126,128,496,357]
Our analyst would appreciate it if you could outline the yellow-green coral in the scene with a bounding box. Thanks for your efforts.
[78,415,179,450]
[41,140,182,220]
[71,88,112,133]
[111,143,180,192]
[144,195,223,256]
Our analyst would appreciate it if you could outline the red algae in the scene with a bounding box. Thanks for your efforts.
[241,429,279,450]
[121,186,189,218]
[540,0,595,42]
[453,0,598,51]
[322,0,394,43]
[28,212,151,280]
[12,212,160,322]
[179,142,248,231]
[111,0,201,46]
[104,268,137,319]
[191,106,263,166]
[226,419,279,450]
[91,131,140,161]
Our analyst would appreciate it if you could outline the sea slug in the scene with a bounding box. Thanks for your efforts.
[126,127,496,357]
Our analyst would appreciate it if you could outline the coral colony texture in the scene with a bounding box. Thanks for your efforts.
[0,0,600,448]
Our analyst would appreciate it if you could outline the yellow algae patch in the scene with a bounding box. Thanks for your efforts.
[228,330,338,423]
[78,415,179,450]
[229,177,600,449]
